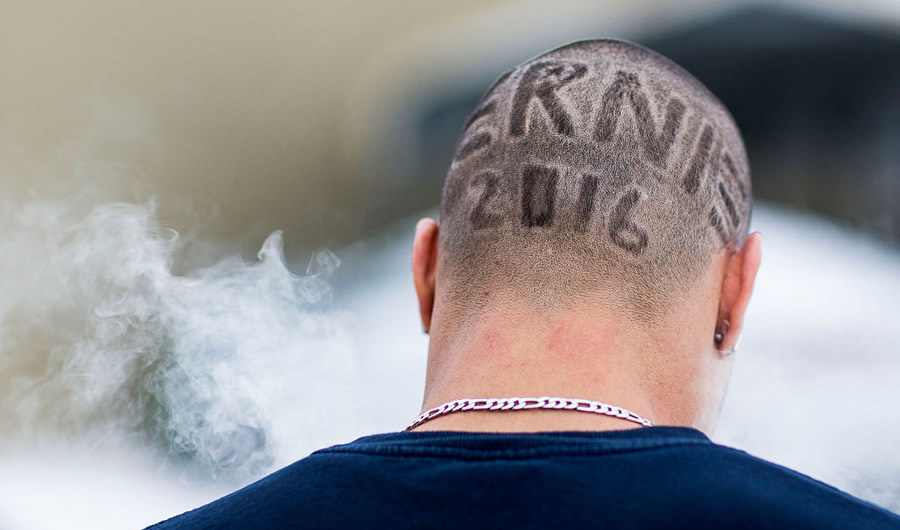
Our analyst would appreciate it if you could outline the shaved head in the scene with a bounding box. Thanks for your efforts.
[438,39,751,319]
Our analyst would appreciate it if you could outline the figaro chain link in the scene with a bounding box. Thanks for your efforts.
[406,396,654,431]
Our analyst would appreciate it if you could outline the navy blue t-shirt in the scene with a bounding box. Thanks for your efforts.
[149,426,899,529]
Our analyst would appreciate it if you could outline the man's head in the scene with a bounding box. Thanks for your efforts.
[411,39,762,431]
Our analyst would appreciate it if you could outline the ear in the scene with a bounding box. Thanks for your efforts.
[412,218,440,333]
[716,232,763,352]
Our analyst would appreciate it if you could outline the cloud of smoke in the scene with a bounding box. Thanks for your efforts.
[0,198,362,480]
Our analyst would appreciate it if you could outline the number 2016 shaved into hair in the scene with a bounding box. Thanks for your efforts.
[439,39,752,318]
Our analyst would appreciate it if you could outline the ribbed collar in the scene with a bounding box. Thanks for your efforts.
[317,426,711,458]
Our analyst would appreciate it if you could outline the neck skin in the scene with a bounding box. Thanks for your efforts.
[409,218,761,435]
[414,288,725,433]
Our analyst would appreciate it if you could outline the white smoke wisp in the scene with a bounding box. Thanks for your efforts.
[0,198,365,481]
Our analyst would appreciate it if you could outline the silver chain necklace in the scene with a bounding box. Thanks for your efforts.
[406,396,654,431]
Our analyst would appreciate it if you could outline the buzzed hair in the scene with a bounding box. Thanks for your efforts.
[438,39,752,319]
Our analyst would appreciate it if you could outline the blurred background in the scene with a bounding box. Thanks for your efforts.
[0,0,898,528]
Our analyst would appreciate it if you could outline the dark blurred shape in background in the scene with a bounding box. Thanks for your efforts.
[653,8,900,240]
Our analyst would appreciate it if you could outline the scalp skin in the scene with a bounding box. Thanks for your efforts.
[439,39,752,320]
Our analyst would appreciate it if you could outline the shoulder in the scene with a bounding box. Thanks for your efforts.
[664,443,900,528]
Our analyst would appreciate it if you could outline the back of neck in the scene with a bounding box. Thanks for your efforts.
[417,303,674,432]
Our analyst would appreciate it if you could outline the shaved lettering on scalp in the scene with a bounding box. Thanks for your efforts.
[439,39,752,319]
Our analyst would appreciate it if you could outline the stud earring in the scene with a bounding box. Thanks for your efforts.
[715,319,736,355]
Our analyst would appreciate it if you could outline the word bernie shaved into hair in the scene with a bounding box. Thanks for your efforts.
[439,39,752,317]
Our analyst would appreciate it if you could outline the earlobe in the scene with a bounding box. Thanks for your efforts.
[411,218,440,334]
[715,232,763,353]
